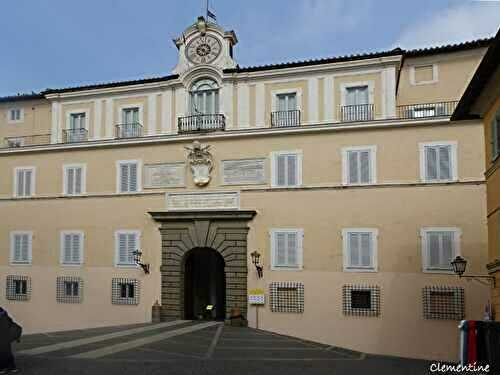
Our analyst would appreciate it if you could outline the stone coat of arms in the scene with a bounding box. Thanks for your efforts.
[185,141,213,187]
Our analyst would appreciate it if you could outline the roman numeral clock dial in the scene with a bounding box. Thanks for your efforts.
[186,35,222,65]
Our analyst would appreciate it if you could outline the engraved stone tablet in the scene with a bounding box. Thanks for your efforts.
[222,158,266,185]
[144,163,185,188]
[166,192,240,210]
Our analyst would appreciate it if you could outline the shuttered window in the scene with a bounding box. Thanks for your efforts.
[64,165,84,195]
[272,152,301,187]
[345,86,369,106]
[343,229,378,271]
[60,232,83,265]
[116,231,140,266]
[271,229,303,269]
[492,111,500,161]
[10,232,32,264]
[421,143,456,182]
[343,147,375,185]
[422,228,459,272]
[15,167,35,197]
[118,161,140,193]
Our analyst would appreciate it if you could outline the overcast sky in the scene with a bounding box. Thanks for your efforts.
[1,0,499,96]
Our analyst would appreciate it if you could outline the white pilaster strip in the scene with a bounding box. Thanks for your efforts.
[221,83,233,129]
[385,67,396,118]
[237,84,249,128]
[255,82,265,127]
[175,87,186,134]
[325,76,334,122]
[161,90,172,134]
[105,99,113,139]
[50,102,59,144]
[148,93,157,136]
[93,99,102,140]
[380,71,387,120]
[308,77,319,124]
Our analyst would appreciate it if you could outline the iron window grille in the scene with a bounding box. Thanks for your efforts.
[270,282,304,313]
[6,275,31,301]
[423,286,464,320]
[56,276,83,303]
[112,278,140,305]
[342,285,381,317]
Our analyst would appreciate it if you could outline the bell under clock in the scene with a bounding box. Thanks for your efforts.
[185,35,222,65]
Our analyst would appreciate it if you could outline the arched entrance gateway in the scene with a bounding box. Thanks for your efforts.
[149,210,256,322]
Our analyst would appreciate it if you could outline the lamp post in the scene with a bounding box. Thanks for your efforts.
[250,251,263,278]
[451,256,495,287]
[132,250,150,274]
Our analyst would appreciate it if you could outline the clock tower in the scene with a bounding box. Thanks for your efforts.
[172,16,238,76]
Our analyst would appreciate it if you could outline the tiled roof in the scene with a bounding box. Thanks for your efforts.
[0,93,45,103]
[404,37,493,57]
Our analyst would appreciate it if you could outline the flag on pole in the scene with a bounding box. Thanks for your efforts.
[207,8,216,21]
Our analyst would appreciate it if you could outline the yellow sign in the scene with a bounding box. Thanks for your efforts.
[248,289,265,305]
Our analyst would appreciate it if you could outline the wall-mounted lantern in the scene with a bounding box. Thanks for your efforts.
[451,256,495,287]
[133,250,150,274]
[251,251,263,278]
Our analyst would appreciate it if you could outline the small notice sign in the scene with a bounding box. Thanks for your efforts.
[248,288,265,305]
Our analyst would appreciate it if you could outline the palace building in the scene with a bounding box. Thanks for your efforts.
[0,17,495,361]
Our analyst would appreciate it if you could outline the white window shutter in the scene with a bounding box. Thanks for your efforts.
[287,232,298,266]
[275,232,286,266]
[276,155,286,186]
[287,155,297,186]
[439,146,451,180]
[17,170,24,196]
[360,233,371,266]
[426,147,438,180]
[67,168,75,194]
[119,234,128,264]
[129,164,138,192]
[127,233,136,264]
[348,151,359,184]
[64,234,72,263]
[428,232,440,267]
[24,170,32,196]
[14,235,22,262]
[72,235,81,263]
[75,168,82,194]
[120,164,129,192]
[349,233,360,266]
[359,151,370,183]
[440,232,453,267]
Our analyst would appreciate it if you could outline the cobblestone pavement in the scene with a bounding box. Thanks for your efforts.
[13,321,433,375]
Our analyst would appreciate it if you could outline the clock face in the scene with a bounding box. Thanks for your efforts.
[185,35,222,65]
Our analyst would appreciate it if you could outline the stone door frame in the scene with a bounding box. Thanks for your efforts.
[149,210,256,321]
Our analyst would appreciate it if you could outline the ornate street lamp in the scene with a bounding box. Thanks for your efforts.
[251,251,263,278]
[133,250,150,274]
[451,256,494,286]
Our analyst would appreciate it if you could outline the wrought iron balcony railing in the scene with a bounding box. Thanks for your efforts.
[396,101,458,119]
[178,114,225,133]
[116,123,143,139]
[271,110,301,128]
[340,104,374,122]
[3,134,51,148]
[63,128,88,143]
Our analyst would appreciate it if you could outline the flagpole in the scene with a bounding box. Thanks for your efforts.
[206,0,209,20]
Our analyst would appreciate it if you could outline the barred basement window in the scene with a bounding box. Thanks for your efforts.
[112,278,140,305]
[6,276,31,301]
[56,277,83,303]
[343,285,380,316]
[423,286,464,320]
[270,282,304,313]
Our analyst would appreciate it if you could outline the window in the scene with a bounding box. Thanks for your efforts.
[345,86,369,106]
[190,79,219,115]
[112,278,140,305]
[119,107,142,138]
[117,160,141,193]
[60,231,84,265]
[341,82,373,121]
[423,286,464,320]
[6,276,31,301]
[70,112,86,130]
[56,276,83,303]
[270,229,303,270]
[342,285,381,316]
[411,64,438,85]
[491,110,500,161]
[8,108,23,123]
[269,282,304,313]
[115,230,140,266]
[122,107,140,124]
[342,146,376,185]
[276,93,297,112]
[342,229,378,271]
[420,142,457,182]
[14,167,35,197]
[10,232,32,265]
[421,228,460,272]
[63,164,85,195]
[271,151,302,187]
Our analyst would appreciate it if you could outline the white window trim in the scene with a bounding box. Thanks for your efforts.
[66,109,89,130]
[62,163,87,195]
[420,227,461,274]
[60,230,84,266]
[10,231,33,265]
[271,88,302,112]
[114,230,141,268]
[340,81,375,106]
[342,228,378,272]
[13,166,36,198]
[118,104,144,125]
[419,141,458,182]
[269,228,304,271]
[270,150,303,188]
[341,145,377,185]
[116,160,142,193]
[7,108,24,124]
[410,64,439,85]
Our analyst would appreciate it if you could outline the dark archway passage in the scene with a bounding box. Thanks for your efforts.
[184,248,226,320]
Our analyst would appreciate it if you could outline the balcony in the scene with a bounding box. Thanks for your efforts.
[116,123,143,139]
[271,110,301,128]
[396,101,458,119]
[340,104,374,122]
[3,134,51,148]
[178,114,225,134]
[63,128,88,143]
